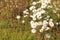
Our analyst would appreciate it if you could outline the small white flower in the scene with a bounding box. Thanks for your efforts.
[41,26,46,30]
[39,29,44,32]
[37,16,42,20]
[39,26,46,33]
[32,2,37,5]
[36,12,42,19]
[47,16,50,18]
[45,27,50,31]
[29,6,36,10]
[45,33,50,38]
[31,29,36,33]
[49,21,54,27]
[23,9,28,13]
[23,9,29,14]
[43,20,48,26]
[41,4,47,9]
[23,11,26,14]
[22,20,25,23]
[16,15,20,19]
[49,19,53,21]
[36,12,41,16]
[23,15,28,17]
[32,9,36,12]
[56,22,58,25]
[30,21,38,29]
[31,23,37,29]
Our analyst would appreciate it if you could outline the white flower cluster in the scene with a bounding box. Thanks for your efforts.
[16,0,58,33]
[41,0,51,9]
[29,0,53,33]
[30,21,43,33]
[22,9,29,18]
[40,19,54,32]
[30,19,54,33]
[29,0,52,21]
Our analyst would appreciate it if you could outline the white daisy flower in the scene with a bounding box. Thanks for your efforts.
[37,16,42,20]
[32,2,37,5]
[31,29,36,33]
[30,21,38,29]
[49,19,53,21]
[49,21,54,27]
[41,4,47,9]
[23,11,26,14]
[47,16,50,18]
[29,6,36,10]
[22,20,25,23]
[36,12,41,16]
[23,9,29,14]
[16,15,20,19]
[31,23,37,29]
[32,9,37,13]
[43,20,48,26]
[39,29,44,32]
[41,26,46,30]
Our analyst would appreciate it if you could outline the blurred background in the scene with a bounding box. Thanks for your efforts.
[0,0,60,40]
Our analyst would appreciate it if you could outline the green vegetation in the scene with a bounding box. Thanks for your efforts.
[0,0,60,40]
